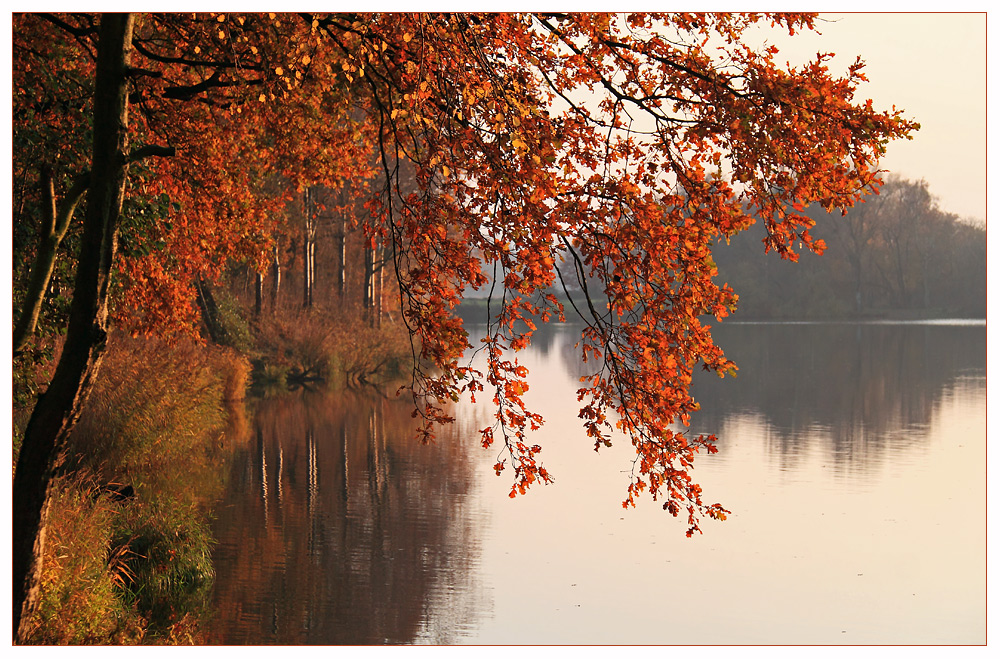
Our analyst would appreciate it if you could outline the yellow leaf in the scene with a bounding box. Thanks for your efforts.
[403,32,412,43]
[275,66,284,75]
[442,165,451,177]
[259,93,266,102]
[302,55,311,65]
[218,30,225,39]
[216,14,226,22]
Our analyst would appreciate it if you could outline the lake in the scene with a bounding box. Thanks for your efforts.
[206,320,986,644]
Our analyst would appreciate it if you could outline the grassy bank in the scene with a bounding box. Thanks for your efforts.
[244,307,413,394]
[14,336,250,644]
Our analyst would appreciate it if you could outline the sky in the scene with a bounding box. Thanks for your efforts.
[741,12,988,223]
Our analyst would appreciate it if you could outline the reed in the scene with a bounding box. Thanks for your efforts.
[19,334,249,644]
[20,477,145,644]
[252,309,413,390]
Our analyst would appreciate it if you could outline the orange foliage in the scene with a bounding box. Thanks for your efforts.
[16,12,917,534]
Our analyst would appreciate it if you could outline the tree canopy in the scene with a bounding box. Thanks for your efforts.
[14,11,917,538]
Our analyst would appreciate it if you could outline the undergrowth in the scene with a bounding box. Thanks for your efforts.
[252,310,412,392]
[18,335,250,644]
[16,294,413,644]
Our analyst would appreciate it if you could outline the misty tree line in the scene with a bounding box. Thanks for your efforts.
[258,173,987,326]
[710,176,986,319]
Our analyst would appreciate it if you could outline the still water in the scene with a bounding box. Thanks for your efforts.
[207,321,986,644]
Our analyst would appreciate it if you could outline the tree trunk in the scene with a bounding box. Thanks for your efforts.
[270,243,281,311]
[194,276,225,345]
[12,14,135,642]
[13,172,89,354]
[337,219,347,296]
[363,243,374,320]
[302,187,315,308]
[255,270,264,317]
[337,188,347,297]
[376,245,384,328]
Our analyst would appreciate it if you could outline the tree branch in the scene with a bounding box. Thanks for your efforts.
[127,144,176,163]
[13,170,90,355]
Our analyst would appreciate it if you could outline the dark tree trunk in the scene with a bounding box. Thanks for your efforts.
[270,243,281,311]
[194,276,225,345]
[13,171,89,354]
[12,14,135,642]
[303,187,316,308]
[255,270,264,317]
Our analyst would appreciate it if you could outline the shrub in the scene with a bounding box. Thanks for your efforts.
[66,335,235,502]
[252,309,413,389]
[21,334,245,644]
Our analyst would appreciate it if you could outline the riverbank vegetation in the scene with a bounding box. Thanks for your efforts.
[12,266,412,643]
[13,336,246,643]
[12,299,411,643]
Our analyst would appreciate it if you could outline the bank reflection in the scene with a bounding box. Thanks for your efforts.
[689,322,986,473]
[209,388,487,644]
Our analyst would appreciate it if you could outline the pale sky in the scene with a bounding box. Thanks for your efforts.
[744,12,988,223]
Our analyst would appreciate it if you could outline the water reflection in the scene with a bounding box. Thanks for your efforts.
[208,321,985,644]
[691,322,986,476]
[208,389,488,644]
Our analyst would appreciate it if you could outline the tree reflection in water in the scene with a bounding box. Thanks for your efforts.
[207,321,986,644]
[689,322,986,474]
[208,388,488,644]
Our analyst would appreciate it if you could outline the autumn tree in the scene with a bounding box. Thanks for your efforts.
[12,11,375,639]
[12,12,917,641]
[336,12,915,527]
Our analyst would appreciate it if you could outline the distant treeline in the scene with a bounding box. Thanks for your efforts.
[712,176,986,319]
[461,176,985,323]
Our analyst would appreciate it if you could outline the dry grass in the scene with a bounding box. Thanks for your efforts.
[253,309,413,389]
[21,477,146,644]
[67,335,245,501]
[20,334,249,644]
